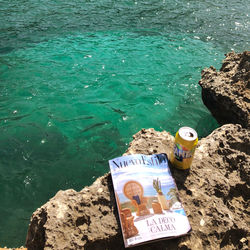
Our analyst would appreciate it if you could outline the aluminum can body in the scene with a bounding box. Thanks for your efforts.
[171,127,198,170]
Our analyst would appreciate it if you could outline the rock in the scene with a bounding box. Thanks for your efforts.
[199,51,250,128]
[26,125,250,250]
[25,176,121,250]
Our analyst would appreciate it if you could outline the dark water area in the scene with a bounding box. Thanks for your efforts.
[0,0,249,246]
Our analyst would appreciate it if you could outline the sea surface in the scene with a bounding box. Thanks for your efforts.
[0,0,249,246]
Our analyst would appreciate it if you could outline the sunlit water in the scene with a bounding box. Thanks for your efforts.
[0,0,249,246]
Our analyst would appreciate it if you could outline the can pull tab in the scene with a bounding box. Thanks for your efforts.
[179,127,198,141]
[186,132,194,138]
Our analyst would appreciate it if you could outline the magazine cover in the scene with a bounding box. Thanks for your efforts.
[109,153,191,248]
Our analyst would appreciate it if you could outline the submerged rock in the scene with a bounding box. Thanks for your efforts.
[26,125,250,250]
[199,51,250,128]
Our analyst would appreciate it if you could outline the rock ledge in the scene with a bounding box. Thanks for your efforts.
[26,125,249,250]
[199,51,250,128]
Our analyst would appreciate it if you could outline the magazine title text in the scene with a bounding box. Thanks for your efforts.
[112,155,167,169]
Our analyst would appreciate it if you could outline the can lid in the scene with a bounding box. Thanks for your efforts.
[179,127,198,141]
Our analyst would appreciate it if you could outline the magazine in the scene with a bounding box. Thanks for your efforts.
[109,153,191,248]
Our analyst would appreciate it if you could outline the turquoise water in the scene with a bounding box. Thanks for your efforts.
[0,0,249,246]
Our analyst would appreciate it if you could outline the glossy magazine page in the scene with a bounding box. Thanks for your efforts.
[109,153,191,248]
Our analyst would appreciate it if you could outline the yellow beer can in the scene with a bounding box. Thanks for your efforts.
[171,127,198,170]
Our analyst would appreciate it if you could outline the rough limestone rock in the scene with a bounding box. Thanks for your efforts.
[26,125,250,250]
[199,51,250,128]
